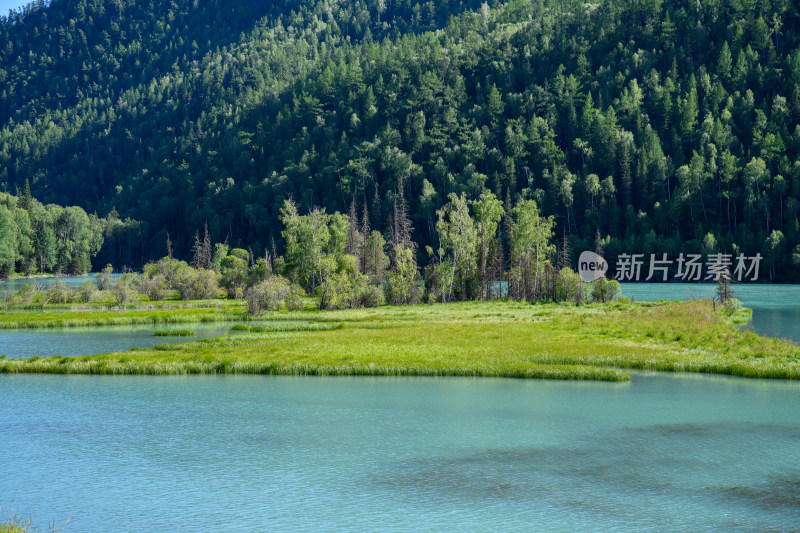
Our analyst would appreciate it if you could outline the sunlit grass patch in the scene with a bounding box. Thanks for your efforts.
[2,300,798,381]
[230,322,343,333]
[153,329,196,337]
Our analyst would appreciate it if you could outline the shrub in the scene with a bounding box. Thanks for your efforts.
[317,271,355,310]
[229,248,250,261]
[246,257,272,287]
[111,274,139,305]
[143,257,190,287]
[1,290,11,310]
[47,280,70,304]
[77,280,97,303]
[591,277,620,303]
[138,274,168,301]
[386,272,420,305]
[211,243,230,272]
[723,297,743,317]
[246,275,291,314]
[272,256,286,277]
[96,264,114,291]
[111,284,136,305]
[555,267,587,303]
[173,267,221,300]
[220,255,248,298]
[385,272,420,305]
[358,283,385,308]
[384,246,420,305]
[12,283,36,304]
[285,284,305,311]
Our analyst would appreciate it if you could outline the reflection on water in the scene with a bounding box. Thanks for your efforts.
[0,374,798,531]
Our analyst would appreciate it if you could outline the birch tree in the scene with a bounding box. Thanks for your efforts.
[510,199,555,300]
[435,192,477,302]
[471,189,503,299]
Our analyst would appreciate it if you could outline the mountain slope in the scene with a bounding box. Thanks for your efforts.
[2,0,800,279]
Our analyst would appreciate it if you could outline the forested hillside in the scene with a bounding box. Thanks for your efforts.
[2,0,800,280]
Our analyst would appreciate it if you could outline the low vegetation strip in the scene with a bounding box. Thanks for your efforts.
[153,330,196,337]
[0,308,246,329]
[1,300,798,381]
[230,322,345,333]
[0,357,627,382]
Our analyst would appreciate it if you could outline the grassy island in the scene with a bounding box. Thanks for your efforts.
[153,329,196,337]
[1,299,797,382]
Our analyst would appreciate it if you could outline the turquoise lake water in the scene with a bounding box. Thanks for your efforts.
[0,274,122,292]
[1,374,798,532]
[0,322,241,358]
[2,284,800,531]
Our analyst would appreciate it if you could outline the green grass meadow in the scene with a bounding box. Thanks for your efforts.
[1,299,798,382]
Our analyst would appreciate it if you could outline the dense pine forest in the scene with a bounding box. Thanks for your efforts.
[1,0,800,280]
